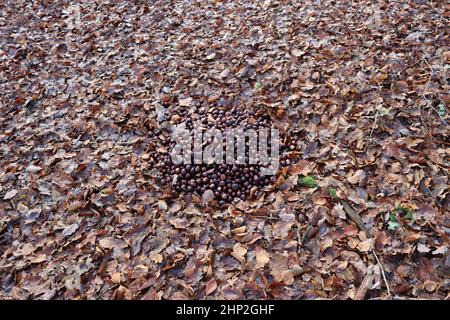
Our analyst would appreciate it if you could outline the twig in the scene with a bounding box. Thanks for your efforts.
[296,222,302,249]
[370,296,431,301]
[96,283,119,299]
[368,110,379,148]
[372,249,392,298]
[338,199,392,298]
[301,224,313,244]
[339,199,371,237]
[369,111,379,139]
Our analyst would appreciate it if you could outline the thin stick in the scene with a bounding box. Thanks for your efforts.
[339,199,371,237]
[336,198,393,298]
[96,283,119,299]
[369,111,379,138]
[372,249,392,298]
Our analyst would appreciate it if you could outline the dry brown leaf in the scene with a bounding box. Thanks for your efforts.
[205,279,218,296]
[255,246,270,269]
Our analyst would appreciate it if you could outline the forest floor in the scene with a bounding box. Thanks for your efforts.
[0,0,448,300]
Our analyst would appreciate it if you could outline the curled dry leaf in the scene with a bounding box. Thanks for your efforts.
[356,238,373,253]
[231,226,246,235]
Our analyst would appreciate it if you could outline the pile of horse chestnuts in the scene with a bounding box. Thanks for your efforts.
[151,104,297,205]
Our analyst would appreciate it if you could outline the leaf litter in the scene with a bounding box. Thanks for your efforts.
[0,0,448,300]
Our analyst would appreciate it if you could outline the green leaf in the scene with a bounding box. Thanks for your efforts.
[404,211,413,220]
[389,212,398,223]
[387,221,400,231]
[438,103,446,117]
[377,106,390,116]
[394,205,413,220]
[255,82,264,91]
[328,188,338,199]
[298,176,317,188]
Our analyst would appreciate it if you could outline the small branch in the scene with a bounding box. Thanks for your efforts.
[372,249,392,298]
[96,284,119,299]
[370,296,430,301]
[339,199,371,237]
[301,224,313,244]
[337,199,392,298]
[369,110,379,139]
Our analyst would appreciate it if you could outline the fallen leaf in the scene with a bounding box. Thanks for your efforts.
[179,97,193,107]
[111,273,121,284]
[423,280,437,292]
[357,238,373,253]
[3,189,18,200]
[62,223,79,237]
[417,243,430,253]
[432,246,447,255]
[26,165,42,173]
[255,246,270,268]
[347,170,365,185]
[205,279,218,296]
[99,237,127,249]
[292,49,305,57]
